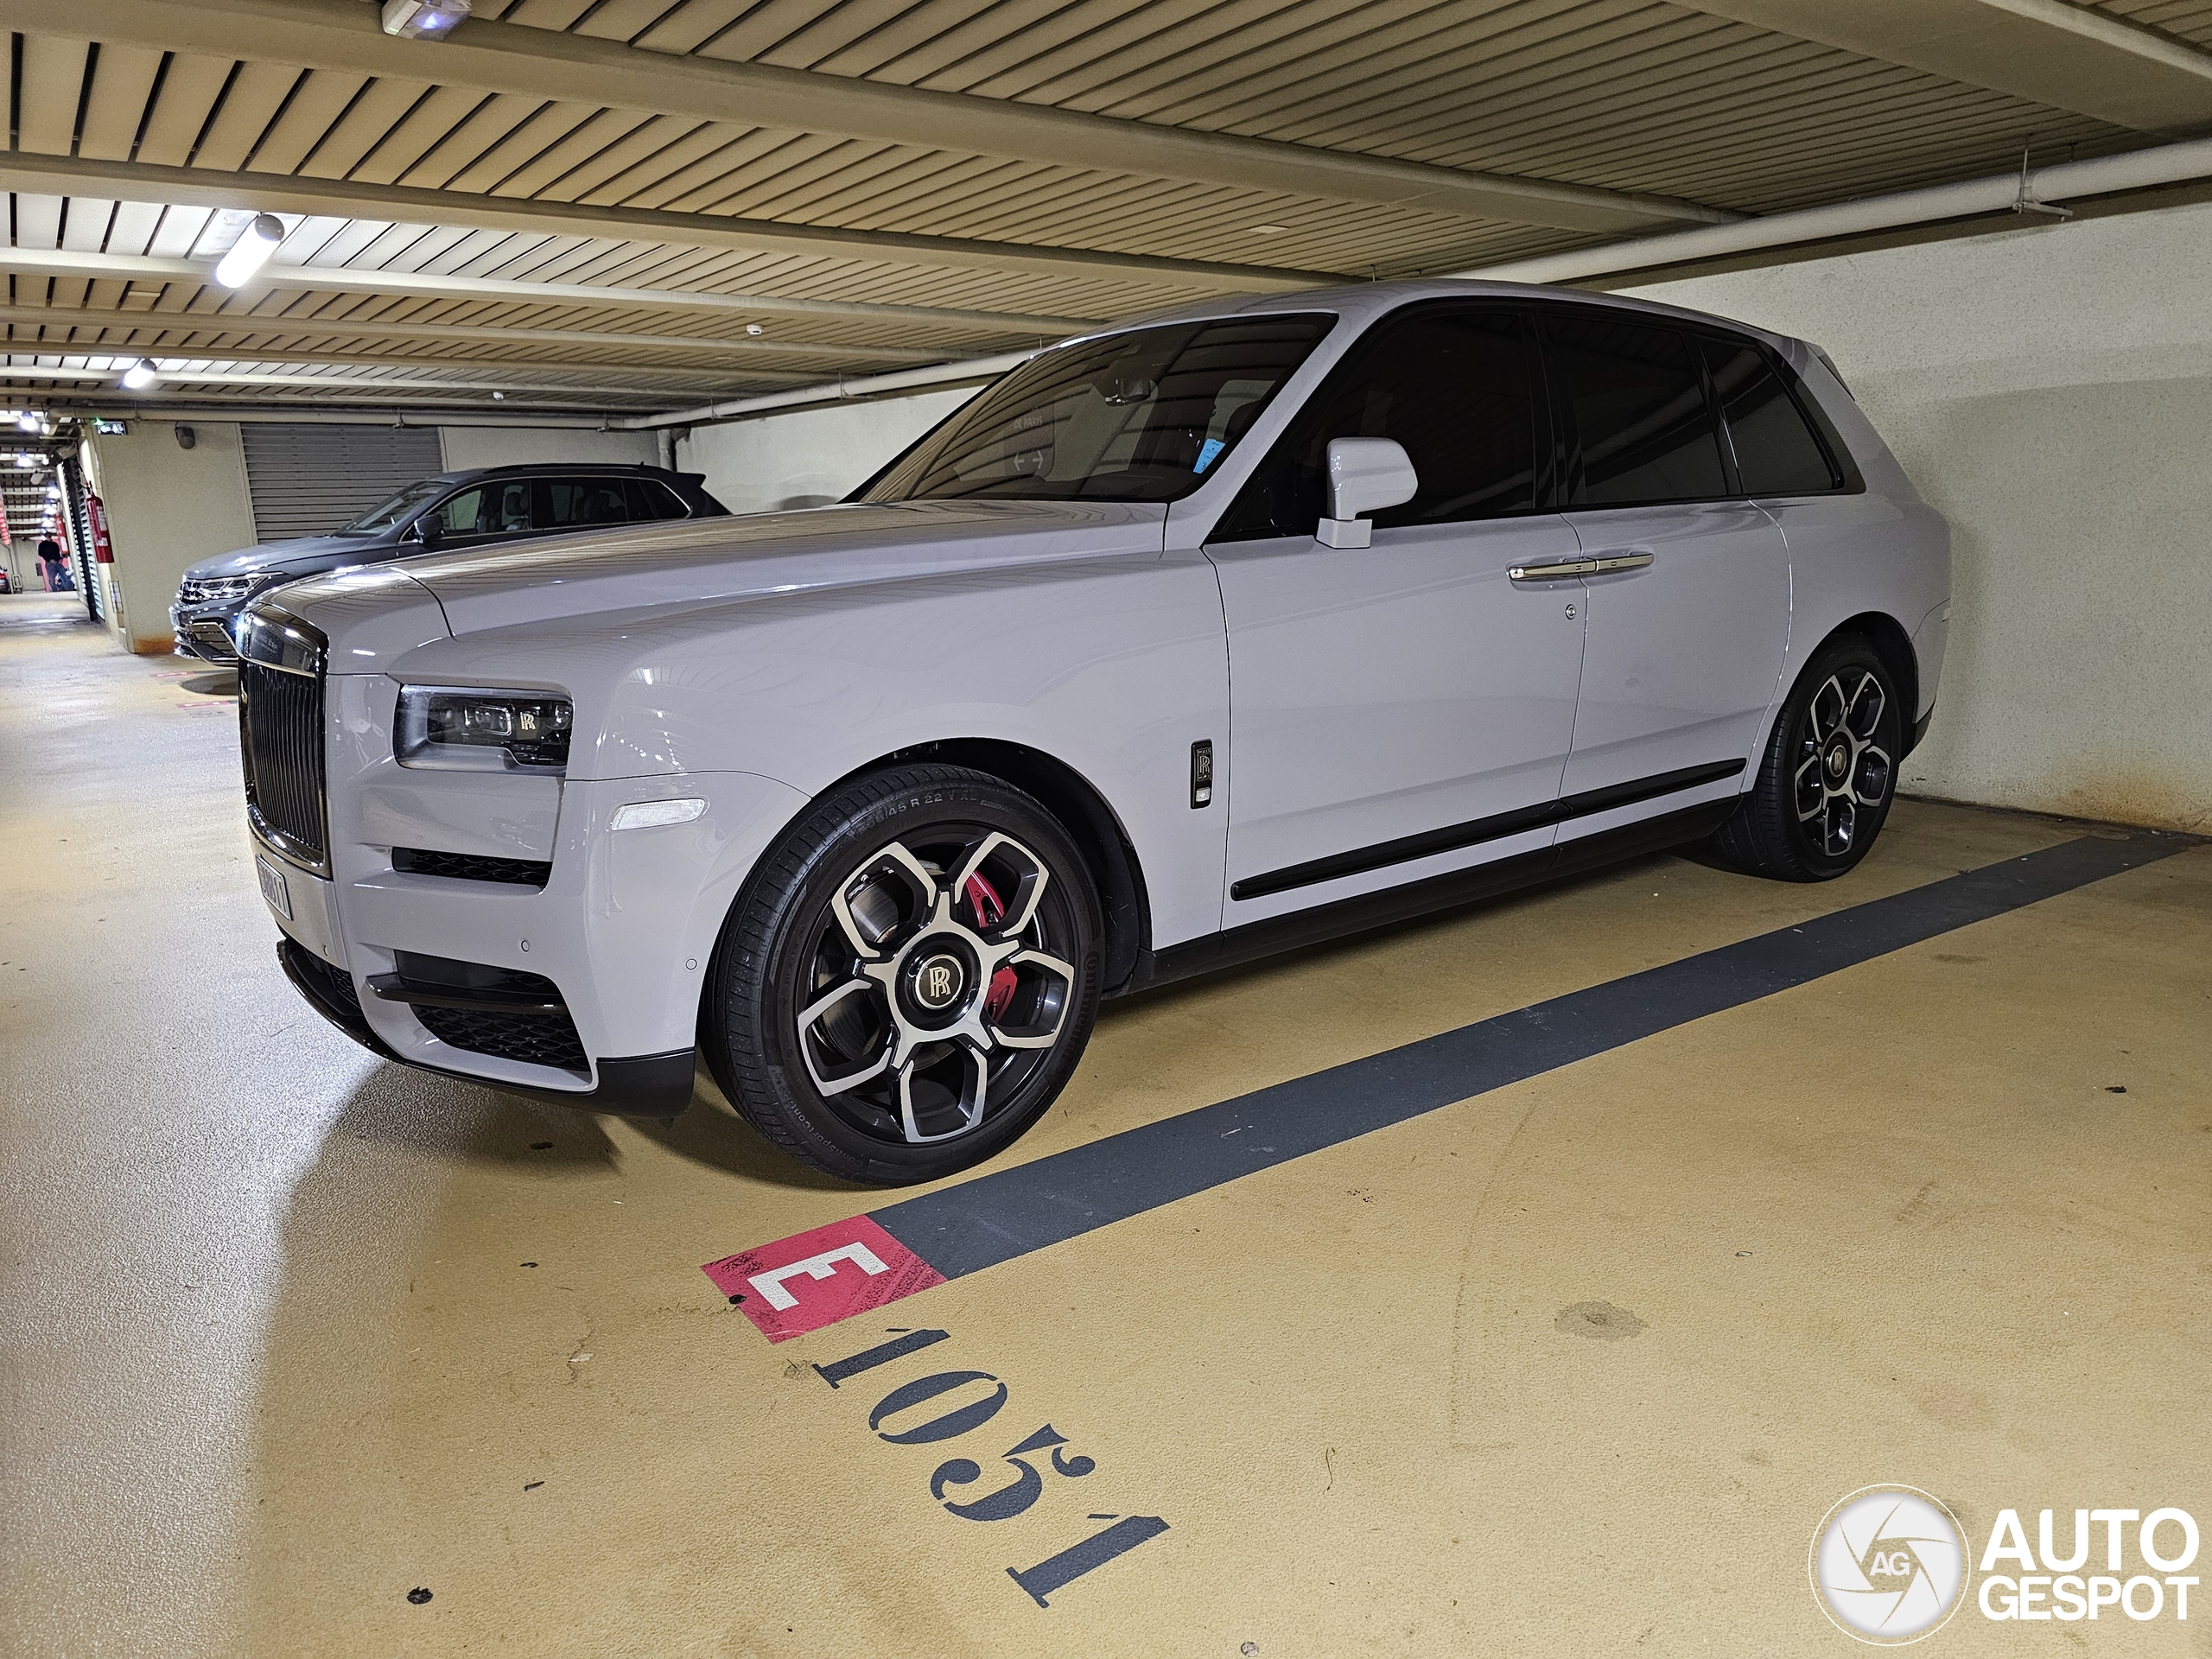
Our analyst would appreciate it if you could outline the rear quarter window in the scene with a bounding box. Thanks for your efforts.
[1703,340,1843,495]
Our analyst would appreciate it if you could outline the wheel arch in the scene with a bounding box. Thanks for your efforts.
[830,738,1153,995]
[1818,610,1919,753]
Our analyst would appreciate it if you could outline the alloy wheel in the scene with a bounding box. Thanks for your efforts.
[793,829,1077,1145]
[1792,666,1893,859]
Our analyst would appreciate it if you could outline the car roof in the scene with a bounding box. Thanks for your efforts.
[1060,276,1803,359]
[420,462,696,485]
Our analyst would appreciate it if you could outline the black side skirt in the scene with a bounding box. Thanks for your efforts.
[277,938,696,1118]
[1230,759,1745,901]
[1128,798,1736,995]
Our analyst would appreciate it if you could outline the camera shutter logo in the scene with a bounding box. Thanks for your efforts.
[1811,1486,1971,1644]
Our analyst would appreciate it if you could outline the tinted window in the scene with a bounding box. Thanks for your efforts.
[433,480,532,537]
[625,478,691,519]
[1216,305,1541,541]
[1545,315,1726,507]
[1704,341,1839,494]
[538,477,634,528]
[863,315,1332,504]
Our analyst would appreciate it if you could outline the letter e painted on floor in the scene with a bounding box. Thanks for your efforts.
[702,1216,945,1342]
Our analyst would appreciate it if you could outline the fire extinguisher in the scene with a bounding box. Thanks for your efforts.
[87,493,114,563]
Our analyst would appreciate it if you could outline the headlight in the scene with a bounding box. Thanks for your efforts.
[396,685,573,773]
[185,573,270,603]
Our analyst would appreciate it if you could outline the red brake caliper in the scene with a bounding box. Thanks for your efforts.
[963,871,1020,1022]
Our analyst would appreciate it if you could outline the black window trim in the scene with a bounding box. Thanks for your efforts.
[1206,296,1560,545]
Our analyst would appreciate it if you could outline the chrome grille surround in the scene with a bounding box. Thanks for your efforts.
[237,603,329,874]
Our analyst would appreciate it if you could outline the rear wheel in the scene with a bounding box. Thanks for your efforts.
[1713,635,1903,880]
[703,764,1102,1185]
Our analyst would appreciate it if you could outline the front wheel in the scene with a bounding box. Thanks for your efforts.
[1713,636,1904,881]
[702,764,1103,1185]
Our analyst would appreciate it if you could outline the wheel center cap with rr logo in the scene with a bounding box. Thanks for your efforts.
[911,952,966,1011]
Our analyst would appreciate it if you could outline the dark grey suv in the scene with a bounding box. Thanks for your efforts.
[172,463,729,663]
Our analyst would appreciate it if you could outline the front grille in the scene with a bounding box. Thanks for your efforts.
[416,1004,588,1071]
[393,847,551,887]
[240,660,327,866]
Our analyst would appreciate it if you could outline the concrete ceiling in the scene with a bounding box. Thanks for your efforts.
[3,0,2209,418]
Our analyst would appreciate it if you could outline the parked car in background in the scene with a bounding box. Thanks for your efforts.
[235,279,1949,1185]
[172,464,728,664]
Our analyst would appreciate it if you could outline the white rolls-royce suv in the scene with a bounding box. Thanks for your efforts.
[238,280,1950,1184]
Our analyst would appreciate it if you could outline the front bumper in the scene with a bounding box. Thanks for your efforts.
[172,601,244,663]
[277,938,696,1116]
[251,714,810,1112]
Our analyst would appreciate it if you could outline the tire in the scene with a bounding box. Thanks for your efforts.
[1713,634,1904,881]
[702,764,1103,1185]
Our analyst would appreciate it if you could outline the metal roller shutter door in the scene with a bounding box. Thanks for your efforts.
[241,424,445,543]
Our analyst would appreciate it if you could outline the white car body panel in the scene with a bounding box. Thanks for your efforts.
[239,278,1951,1109]
[1209,513,1586,919]
[1559,501,1792,795]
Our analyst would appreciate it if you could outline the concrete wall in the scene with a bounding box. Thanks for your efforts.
[674,387,976,514]
[1624,200,2212,834]
[1,529,45,592]
[82,422,257,654]
[436,425,661,473]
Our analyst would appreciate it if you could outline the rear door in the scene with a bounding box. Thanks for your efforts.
[1206,302,1588,918]
[1539,309,1793,826]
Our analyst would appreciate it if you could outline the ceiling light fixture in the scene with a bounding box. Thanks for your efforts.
[214,213,287,289]
[16,410,40,431]
[122,359,160,391]
[381,0,471,38]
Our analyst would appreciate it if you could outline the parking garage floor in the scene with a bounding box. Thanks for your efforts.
[3,589,2207,1656]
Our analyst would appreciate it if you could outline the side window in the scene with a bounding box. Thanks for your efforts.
[1703,340,1841,495]
[624,478,691,520]
[1543,315,1726,507]
[1214,305,1541,541]
[537,477,635,529]
[431,480,531,537]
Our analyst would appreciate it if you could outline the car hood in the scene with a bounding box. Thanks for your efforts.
[390,499,1169,637]
[184,534,397,582]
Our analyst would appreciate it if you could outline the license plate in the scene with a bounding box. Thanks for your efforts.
[257,855,293,921]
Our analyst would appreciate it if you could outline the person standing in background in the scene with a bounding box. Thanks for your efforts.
[37,535,66,591]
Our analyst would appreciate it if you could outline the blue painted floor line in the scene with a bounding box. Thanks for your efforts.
[872,831,2188,1279]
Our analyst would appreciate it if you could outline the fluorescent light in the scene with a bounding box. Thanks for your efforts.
[610,798,709,831]
[15,411,39,431]
[381,0,471,37]
[213,213,286,289]
[121,359,160,391]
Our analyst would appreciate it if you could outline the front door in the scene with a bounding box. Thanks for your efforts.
[1205,303,1587,919]
[1538,311,1792,819]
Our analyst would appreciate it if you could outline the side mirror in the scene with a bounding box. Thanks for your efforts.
[1318,438,1418,549]
[410,517,442,550]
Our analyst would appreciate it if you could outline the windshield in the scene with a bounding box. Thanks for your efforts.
[340,479,448,534]
[861,314,1334,505]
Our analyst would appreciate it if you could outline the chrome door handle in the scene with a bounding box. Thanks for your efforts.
[1587,550,1654,574]
[1507,557,1597,582]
